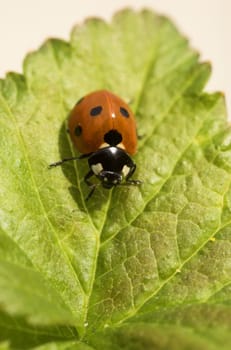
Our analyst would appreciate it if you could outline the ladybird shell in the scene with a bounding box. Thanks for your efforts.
[68,90,137,155]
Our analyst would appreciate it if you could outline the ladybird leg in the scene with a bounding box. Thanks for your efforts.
[84,170,94,186]
[86,186,97,201]
[125,164,142,186]
[84,170,97,201]
[125,164,136,180]
[126,179,142,185]
[49,156,80,168]
[49,152,92,168]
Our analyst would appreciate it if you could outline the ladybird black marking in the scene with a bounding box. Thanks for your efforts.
[104,129,122,146]
[75,125,82,136]
[120,107,129,118]
[90,106,103,116]
[76,97,84,105]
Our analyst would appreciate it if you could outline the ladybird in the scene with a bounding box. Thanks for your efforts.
[49,90,141,200]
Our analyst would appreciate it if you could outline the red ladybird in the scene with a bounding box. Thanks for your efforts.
[50,90,141,199]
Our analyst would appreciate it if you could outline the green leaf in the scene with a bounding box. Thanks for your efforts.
[0,8,231,349]
[32,341,94,350]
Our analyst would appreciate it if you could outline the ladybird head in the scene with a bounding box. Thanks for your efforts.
[99,170,123,188]
[88,146,134,189]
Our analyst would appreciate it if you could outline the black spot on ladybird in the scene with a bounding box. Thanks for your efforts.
[90,106,102,116]
[75,125,82,136]
[120,107,129,118]
[104,129,122,146]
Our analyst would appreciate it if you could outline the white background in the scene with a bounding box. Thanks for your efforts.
[0,0,230,117]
